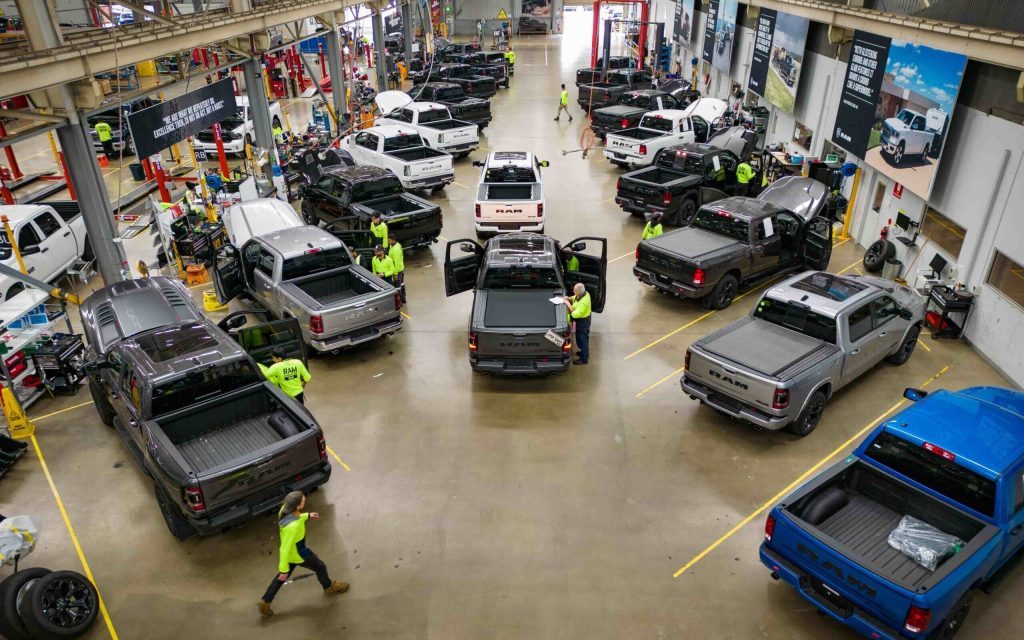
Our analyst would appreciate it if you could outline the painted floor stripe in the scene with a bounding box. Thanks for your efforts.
[326,446,351,472]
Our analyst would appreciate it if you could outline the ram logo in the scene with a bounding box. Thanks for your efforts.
[708,369,749,390]
[495,208,524,214]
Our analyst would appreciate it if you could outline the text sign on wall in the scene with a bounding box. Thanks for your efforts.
[747,10,776,96]
[127,78,236,159]
[701,0,718,65]
[831,31,891,157]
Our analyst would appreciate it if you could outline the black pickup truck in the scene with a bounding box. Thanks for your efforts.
[301,165,442,249]
[425,64,497,98]
[591,90,683,138]
[615,126,757,225]
[443,233,607,375]
[578,68,654,113]
[575,56,633,86]
[471,51,511,88]
[633,177,834,309]
[412,82,492,130]
[81,277,330,540]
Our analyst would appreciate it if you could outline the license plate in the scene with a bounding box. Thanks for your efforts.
[544,329,565,347]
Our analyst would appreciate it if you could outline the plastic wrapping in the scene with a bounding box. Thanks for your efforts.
[0,516,39,566]
[887,515,963,571]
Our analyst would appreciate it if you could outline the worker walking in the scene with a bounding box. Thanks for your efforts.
[264,347,311,404]
[504,46,516,70]
[388,235,406,303]
[562,246,579,272]
[735,160,755,196]
[372,244,397,287]
[642,212,664,239]
[563,282,592,365]
[257,491,349,618]
[370,212,389,249]
[94,122,115,159]
[555,84,573,122]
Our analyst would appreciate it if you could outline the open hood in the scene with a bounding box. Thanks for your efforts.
[684,98,728,122]
[376,90,414,115]
[706,126,757,159]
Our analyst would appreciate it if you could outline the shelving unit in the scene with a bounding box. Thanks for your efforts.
[0,289,75,410]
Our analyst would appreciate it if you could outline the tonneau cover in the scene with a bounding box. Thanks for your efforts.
[483,290,558,328]
[700,317,837,378]
[646,227,739,259]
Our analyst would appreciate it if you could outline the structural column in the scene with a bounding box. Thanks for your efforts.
[325,29,350,121]
[402,1,414,62]
[243,59,274,150]
[372,7,389,92]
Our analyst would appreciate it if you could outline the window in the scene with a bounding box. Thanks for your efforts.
[34,213,62,237]
[871,295,899,326]
[753,298,837,343]
[792,121,813,151]
[316,176,333,192]
[754,216,776,241]
[692,207,749,242]
[847,303,874,342]
[281,247,352,280]
[920,206,966,260]
[986,251,1024,309]
[151,360,260,417]
[18,225,40,249]
[871,179,887,214]
[256,248,275,277]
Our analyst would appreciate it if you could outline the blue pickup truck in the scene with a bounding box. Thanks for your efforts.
[760,386,1024,639]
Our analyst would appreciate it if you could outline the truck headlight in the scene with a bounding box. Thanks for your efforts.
[438,133,445,144]
[404,166,411,177]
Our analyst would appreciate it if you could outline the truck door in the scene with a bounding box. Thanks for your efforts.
[751,215,783,276]
[868,295,904,356]
[212,244,245,304]
[800,217,833,271]
[324,224,377,262]
[32,210,75,278]
[841,302,878,382]
[444,239,483,296]
[1003,463,1024,564]
[234,316,307,369]
[303,176,342,223]
[563,236,607,313]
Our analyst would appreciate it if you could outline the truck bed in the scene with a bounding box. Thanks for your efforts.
[362,194,432,215]
[611,129,663,141]
[624,167,693,187]
[287,267,380,307]
[486,184,535,200]
[389,147,448,161]
[177,417,282,471]
[700,317,840,379]
[483,290,557,328]
[427,119,471,131]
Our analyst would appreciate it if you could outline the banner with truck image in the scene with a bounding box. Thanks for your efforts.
[673,0,695,47]
[831,30,968,198]
[747,9,809,114]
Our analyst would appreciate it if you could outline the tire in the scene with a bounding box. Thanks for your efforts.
[799,486,849,525]
[887,324,922,365]
[431,184,446,193]
[921,143,931,161]
[20,570,99,639]
[300,203,318,226]
[930,591,973,640]
[785,390,827,437]
[670,197,697,227]
[701,274,738,310]
[892,141,906,165]
[863,239,896,273]
[88,377,115,427]
[0,568,51,640]
[155,485,196,541]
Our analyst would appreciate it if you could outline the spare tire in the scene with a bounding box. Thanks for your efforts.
[863,239,896,273]
[21,570,99,639]
[799,486,849,525]
[0,567,51,640]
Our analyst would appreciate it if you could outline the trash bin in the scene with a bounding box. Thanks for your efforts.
[882,258,903,281]
[128,163,146,182]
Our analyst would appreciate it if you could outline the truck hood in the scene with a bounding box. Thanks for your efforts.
[883,117,909,132]
[645,227,742,262]
[376,90,413,114]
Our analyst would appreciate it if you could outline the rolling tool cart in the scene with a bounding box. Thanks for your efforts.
[925,285,974,339]
[30,334,86,394]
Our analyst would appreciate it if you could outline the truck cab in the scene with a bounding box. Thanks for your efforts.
[0,203,91,300]
[472,152,549,237]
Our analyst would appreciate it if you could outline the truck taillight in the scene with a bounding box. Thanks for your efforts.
[772,388,790,410]
[562,331,572,352]
[394,292,402,310]
[692,268,705,286]
[639,144,647,155]
[183,486,205,512]
[537,203,543,217]
[662,190,671,206]
[621,117,629,128]
[684,349,691,371]
[764,514,775,541]
[468,331,478,352]
[475,204,481,218]
[635,245,640,261]
[310,315,324,335]
[616,177,621,191]
[904,606,931,634]
[317,433,327,461]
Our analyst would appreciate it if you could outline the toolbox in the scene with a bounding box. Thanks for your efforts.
[31,334,86,394]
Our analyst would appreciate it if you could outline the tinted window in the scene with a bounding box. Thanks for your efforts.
[256,248,275,277]
[18,225,41,249]
[753,298,837,343]
[639,116,673,133]
[134,324,217,362]
[481,266,561,289]
[417,108,450,124]
[316,176,333,191]
[866,431,996,517]
[383,133,424,152]
[35,213,62,237]
[151,360,260,416]
[657,150,704,174]
[871,296,899,325]
[350,176,404,200]
[692,208,749,243]
[281,247,352,280]
[848,303,874,342]
[620,93,652,108]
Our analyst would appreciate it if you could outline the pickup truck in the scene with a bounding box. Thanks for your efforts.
[590,90,683,138]
[443,233,607,375]
[196,96,284,157]
[374,91,480,158]
[603,99,729,168]
[222,197,303,247]
[300,165,443,249]
[472,151,549,237]
[411,82,492,130]
[575,56,632,86]
[681,270,926,436]
[422,64,497,98]
[615,126,757,225]
[87,96,157,155]
[340,125,455,192]
[0,202,91,301]
[761,385,1024,638]
[476,51,512,84]
[633,177,834,309]
[213,225,403,354]
[80,276,330,540]
[577,68,654,113]
[880,108,947,166]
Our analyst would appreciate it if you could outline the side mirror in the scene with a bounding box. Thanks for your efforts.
[571,242,586,252]
[899,308,914,321]
[903,388,928,402]
[81,358,110,375]
[460,243,477,253]
[226,315,248,330]
[539,160,550,167]
[19,245,41,256]
[472,161,484,167]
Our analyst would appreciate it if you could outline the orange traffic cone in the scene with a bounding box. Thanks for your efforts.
[97,154,110,167]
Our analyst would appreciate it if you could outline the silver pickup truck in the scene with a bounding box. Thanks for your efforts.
[212,226,402,354]
[681,271,926,436]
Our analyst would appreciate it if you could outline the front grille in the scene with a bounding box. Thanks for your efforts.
[196,131,215,142]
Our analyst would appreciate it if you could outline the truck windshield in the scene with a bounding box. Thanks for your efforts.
[895,110,916,126]
[383,134,424,152]
[640,116,674,133]
[753,298,837,343]
[865,431,997,517]
[351,177,404,200]
[482,266,561,289]
[692,208,749,243]
[607,71,629,84]
[281,247,352,280]
[152,360,261,417]
[417,108,450,124]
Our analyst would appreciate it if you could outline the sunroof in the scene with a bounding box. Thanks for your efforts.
[135,323,217,362]
[790,272,867,301]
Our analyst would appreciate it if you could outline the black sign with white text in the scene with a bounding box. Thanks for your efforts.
[831,30,890,157]
[747,9,776,96]
[127,79,235,159]
[701,0,718,64]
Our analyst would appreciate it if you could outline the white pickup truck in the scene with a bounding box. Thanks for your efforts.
[880,108,946,166]
[196,96,284,157]
[604,99,728,168]
[374,91,480,159]
[472,151,549,237]
[340,125,455,192]
[0,202,90,301]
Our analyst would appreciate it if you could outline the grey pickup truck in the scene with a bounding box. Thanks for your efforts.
[81,277,331,540]
[633,177,834,310]
[681,270,926,436]
[443,233,607,375]
[213,225,402,354]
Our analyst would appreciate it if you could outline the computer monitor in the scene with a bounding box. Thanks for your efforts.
[929,252,948,279]
[895,211,913,231]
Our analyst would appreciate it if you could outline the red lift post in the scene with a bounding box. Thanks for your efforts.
[212,123,230,178]
[57,152,75,200]
[590,0,650,71]
[0,121,24,181]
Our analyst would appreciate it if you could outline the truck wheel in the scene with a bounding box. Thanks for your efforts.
[701,274,738,310]
[0,567,51,640]
[892,141,906,165]
[300,203,318,226]
[431,184,446,193]
[887,324,922,365]
[921,142,931,160]
[20,570,99,639]
[670,198,697,227]
[785,391,826,437]
[931,591,973,640]
[155,485,196,541]
[88,377,115,427]
[862,239,895,273]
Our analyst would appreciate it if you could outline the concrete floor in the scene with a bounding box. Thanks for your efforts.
[4,14,1022,639]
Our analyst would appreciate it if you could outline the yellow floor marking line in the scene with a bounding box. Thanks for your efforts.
[609,250,634,263]
[837,258,861,275]
[401,311,412,320]
[326,446,351,472]
[452,182,469,189]
[31,400,95,422]
[917,339,932,352]
[671,365,950,578]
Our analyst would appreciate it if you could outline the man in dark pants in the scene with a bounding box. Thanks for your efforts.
[564,282,592,365]
[258,491,349,617]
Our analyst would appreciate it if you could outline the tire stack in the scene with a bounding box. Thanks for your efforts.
[0,569,99,639]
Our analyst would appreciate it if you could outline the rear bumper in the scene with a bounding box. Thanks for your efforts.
[474,219,545,234]
[199,138,245,155]
[615,196,652,215]
[681,375,790,430]
[470,354,571,375]
[603,148,645,164]
[439,141,479,155]
[398,228,442,248]
[760,545,904,640]
[632,265,706,299]
[311,316,403,352]
[402,173,455,190]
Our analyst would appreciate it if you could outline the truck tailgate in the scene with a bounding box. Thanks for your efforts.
[320,289,399,338]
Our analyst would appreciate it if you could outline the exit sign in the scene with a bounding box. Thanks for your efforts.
[892,183,904,199]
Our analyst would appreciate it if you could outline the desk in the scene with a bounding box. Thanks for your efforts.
[767,151,804,179]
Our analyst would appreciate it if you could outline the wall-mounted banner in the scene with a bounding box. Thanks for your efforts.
[701,0,718,65]
[831,30,967,198]
[747,9,809,113]
[710,0,737,75]
[127,78,235,159]
[674,0,695,46]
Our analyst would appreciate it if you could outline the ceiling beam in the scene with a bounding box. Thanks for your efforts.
[0,108,67,123]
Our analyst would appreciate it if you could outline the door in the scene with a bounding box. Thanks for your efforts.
[868,295,904,357]
[841,302,878,382]
[33,211,75,277]
[691,117,709,143]
[1003,462,1024,565]
[562,236,607,313]
[751,215,782,276]
[801,217,833,270]
[234,316,307,368]
[306,176,343,223]
[444,239,483,296]
[213,244,245,304]
[325,224,377,263]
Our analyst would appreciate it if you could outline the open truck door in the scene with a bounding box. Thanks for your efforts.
[562,236,607,313]
[218,311,307,369]
[444,239,483,296]
[213,244,245,305]
[801,217,833,271]
[323,221,378,263]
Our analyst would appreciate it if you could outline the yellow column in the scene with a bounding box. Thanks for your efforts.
[46,132,60,167]
[1,216,28,275]
[840,168,862,241]
[187,138,217,223]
